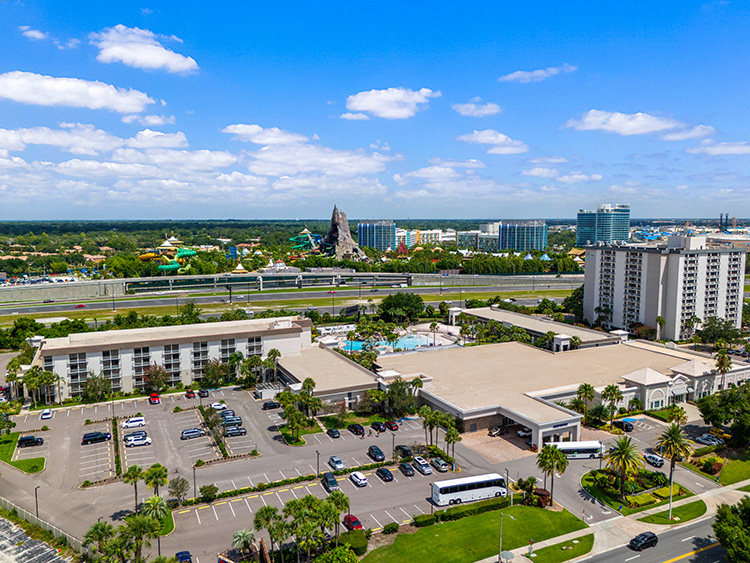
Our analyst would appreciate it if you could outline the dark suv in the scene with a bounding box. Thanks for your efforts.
[629,532,658,551]
[18,436,44,448]
[225,426,247,437]
[262,400,280,410]
[395,445,412,458]
[371,421,386,433]
[348,423,364,436]
[613,420,634,432]
[368,445,385,461]
[82,432,111,445]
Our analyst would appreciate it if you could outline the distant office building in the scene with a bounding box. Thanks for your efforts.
[357,220,396,252]
[577,204,630,245]
[584,236,746,341]
[498,221,548,251]
[394,228,450,249]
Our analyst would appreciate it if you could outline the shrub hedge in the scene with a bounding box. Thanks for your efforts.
[382,522,399,534]
[339,530,368,556]
[693,445,720,457]
[111,418,122,476]
[332,461,391,476]
[412,514,436,527]
[626,492,657,507]
[426,444,454,465]
[653,484,682,499]
[434,494,514,522]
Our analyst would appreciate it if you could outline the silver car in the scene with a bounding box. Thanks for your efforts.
[328,456,345,471]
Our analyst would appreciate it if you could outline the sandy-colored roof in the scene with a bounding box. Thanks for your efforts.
[375,341,705,424]
[670,359,714,377]
[465,307,617,344]
[279,346,377,394]
[621,367,672,386]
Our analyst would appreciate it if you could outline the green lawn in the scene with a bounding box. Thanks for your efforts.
[0,433,46,473]
[524,534,594,563]
[361,506,587,563]
[580,471,693,516]
[320,412,389,430]
[279,424,321,446]
[738,484,750,492]
[645,408,672,422]
[160,511,175,536]
[678,461,718,482]
[719,454,750,485]
[637,500,707,525]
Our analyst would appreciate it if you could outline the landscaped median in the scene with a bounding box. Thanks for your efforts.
[679,448,750,486]
[0,432,46,473]
[581,470,693,516]
[637,500,707,525]
[361,505,587,563]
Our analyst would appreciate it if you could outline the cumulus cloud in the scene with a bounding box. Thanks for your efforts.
[427,157,485,168]
[566,110,683,136]
[661,125,716,141]
[498,63,577,83]
[557,172,603,183]
[456,129,529,154]
[19,26,48,40]
[686,140,750,155]
[222,124,308,145]
[112,147,237,170]
[90,25,198,74]
[122,114,176,126]
[522,167,558,179]
[0,71,154,113]
[452,99,502,117]
[345,87,441,119]
[125,129,188,149]
[394,165,460,185]
[0,123,123,155]
[246,144,392,177]
[340,112,370,121]
[529,156,568,164]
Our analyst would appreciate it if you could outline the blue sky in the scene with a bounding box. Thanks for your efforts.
[1,1,749,220]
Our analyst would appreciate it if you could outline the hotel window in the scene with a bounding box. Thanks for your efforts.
[248,336,262,356]
[43,356,54,373]
[133,347,150,390]
[192,341,209,378]
[164,344,181,384]
[220,339,236,363]
[102,350,121,392]
[68,352,88,396]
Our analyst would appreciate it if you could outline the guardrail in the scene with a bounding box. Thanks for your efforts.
[0,495,84,552]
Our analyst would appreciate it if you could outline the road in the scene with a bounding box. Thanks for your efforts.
[582,518,725,563]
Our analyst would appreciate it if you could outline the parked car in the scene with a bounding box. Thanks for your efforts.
[385,421,399,431]
[413,456,432,475]
[327,428,340,439]
[343,514,363,531]
[18,436,44,448]
[431,458,450,472]
[350,471,368,487]
[710,427,732,441]
[517,427,532,438]
[395,445,412,458]
[321,471,339,492]
[613,420,634,432]
[368,445,385,461]
[221,417,243,427]
[40,409,52,420]
[124,430,147,441]
[180,428,206,440]
[348,423,364,436]
[371,421,386,433]
[126,436,152,448]
[695,435,715,446]
[643,453,664,468]
[175,551,193,563]
[210,402,227,410]
[489,425,508,437]
[82,432,111,445]
[185,389,196,399]
[198,389,209,398]
[369,288,379,292]
[629,532,658,551]
[329,456,345,471]
[701,434,724,446]
[219,410,236,418]
[224,426,247,437]
[75,304,85,308]
[122,417,146,428]
[399,462,415,476]
[149,393,160,405]
[43,299,54,303]
[376,467,394,482]
[262,400,280,410]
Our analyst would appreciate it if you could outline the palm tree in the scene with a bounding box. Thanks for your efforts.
[123,513,161,563]
[568,397,586,415]
[655,316,665,340]
[124,464,144,513]
[666,404,687,425]
[655,423,694,520]
[715,349,732,391]
[418,405,432,445]
[142,495,168,556]
[232,528,256,559]
[429,321,438,347]
[254,505,282,561]
[604,436,644,500]
[144,463,168,496]
[602,384,623,428]
[536,445,568,504]
[266,348,281,383]
[589,403,608,425]
[83,521,115,555]
[327,490,349,546]
[576,383,595,422]
[445,427,462,458]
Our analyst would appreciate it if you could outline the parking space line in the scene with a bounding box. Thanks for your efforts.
[399,507,411,519]
[313,435,321,444]
[263,473,270,482]
[290,488,298,499]
[275,492,283,504]
[231,480,237,489]
[260,495,267,506]
[294,467,302,476]
[228,502,236,517]
[244,498,252,513]
[279,470,286,479]
[352,458,361,465]
[413,504,425,514]
[263,491,274,496]
[370,514,383,528]
[247,476,254,486]
[195,510,201,525]
[384,510,398,523]
[212,505,218,521]
[308,465,316,474]
[293,485,304,489]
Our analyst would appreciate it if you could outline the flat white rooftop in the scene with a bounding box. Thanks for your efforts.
[279,346,377,394]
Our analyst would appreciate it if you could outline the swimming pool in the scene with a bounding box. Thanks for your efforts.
[342,334,431,351]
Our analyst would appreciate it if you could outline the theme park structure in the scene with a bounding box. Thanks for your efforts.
[288,206,366,261]
[138,237,197,273]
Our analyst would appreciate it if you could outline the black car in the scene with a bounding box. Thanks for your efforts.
[368,445,385,461]
[198,389,209,398]
[327,428,340,439]
[614,420,634,432]
[18,436,44,448]
[175,552,193,563]
[225,426,247,437]
[219,410,236,418]
[123,430,147,441]
[82,432,111,445]
[348,423,364,436]
[629,532,658,551]
[376,467,394,482]
[371,421,386,433]
[262,400,281,410]
[399,462,415,476]
[395,445,412,458]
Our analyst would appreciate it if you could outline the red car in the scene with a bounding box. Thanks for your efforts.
[185,389,196,399]
[75,304,86,308]
[343,514,363,531]
[149,393,160,405]
[385,421,399,431]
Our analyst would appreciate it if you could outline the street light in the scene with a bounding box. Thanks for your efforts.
[328,290,335,315]
[505,468,512,507]
[498,513,515,562]
[316,450,320,476]
[392,432,396,459]
[193,466,197,500]
[34,486,40,518]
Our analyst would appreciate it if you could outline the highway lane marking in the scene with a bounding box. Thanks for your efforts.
[625,556,640,561]
[662,542,720,563]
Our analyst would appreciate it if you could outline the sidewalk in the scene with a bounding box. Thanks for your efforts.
[474,477,750,563]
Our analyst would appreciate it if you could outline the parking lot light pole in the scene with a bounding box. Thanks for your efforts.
[498,513,515,562]
[505,468,512,506]
[34,486,40,518]
[193,466,197,500]
[316,450,320,476]
[392,433,395,459]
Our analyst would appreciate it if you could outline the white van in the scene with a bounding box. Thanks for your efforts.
[121,417,146,428]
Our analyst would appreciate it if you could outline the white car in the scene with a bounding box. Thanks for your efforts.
[517,427,532,438]
[350,471,368,487]
[329,456,345,471]
[122,417,146,428]
[125,436,152,448]
[210,402,228,411]
[41,409,52,420]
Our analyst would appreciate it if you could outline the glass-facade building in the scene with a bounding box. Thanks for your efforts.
[357,220,396,252]
[576,204,630,245]
[498,221,548,251]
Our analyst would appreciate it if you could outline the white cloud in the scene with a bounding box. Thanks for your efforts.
[340,112,370,121]
[246,144,391,177]
[566,109,683,136]
[686,140,750,155]
[90,25,198,74]
[19,26,48,40]
[558,172,603,183]
[0,123,123,155]
[452,100,502,117]
[522,167,558,179]
[222,124,308,145]
[661,125,716,141]
[125,129,188,149]
[369,140,391,151]
[345,87,441,119]
[122,114,176,126]
[529,156,568,164]
[427,157,485,168]
[394,166,459,185]
[112,148,237,170]
[498,63,577,83]
[0,71,154,113]
[456,129,529,154]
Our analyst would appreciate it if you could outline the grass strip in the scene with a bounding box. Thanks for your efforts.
[524,533,594,563]
[0,432,46,473]
[637,500,707,525]
[580,471,693,516]
[719,456,750,485]
[160,511,175,536]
